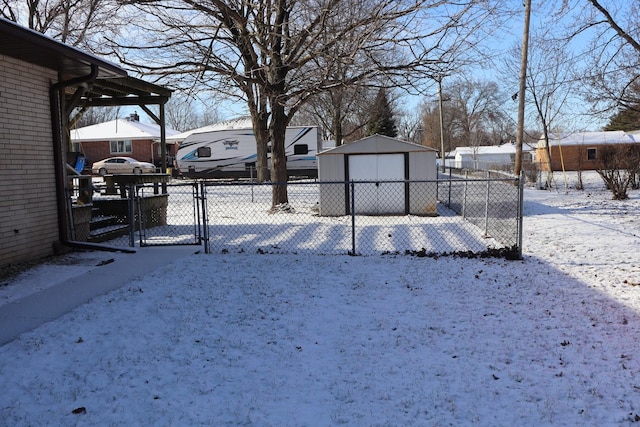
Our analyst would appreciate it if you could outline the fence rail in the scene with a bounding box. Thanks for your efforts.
[86,171,523,259]
[202,173,522,257]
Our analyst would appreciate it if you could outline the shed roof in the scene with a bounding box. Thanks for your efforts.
[318,135,437,155]
[71,118,180,142]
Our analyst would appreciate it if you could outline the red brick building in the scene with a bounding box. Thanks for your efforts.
[71,113,180,169]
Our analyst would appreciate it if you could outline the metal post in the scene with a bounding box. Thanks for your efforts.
[201,181,210,254]
[448,168,452,207]
[484,171,490,237]
[350,181,356,255]
[193,182,201,244]
[462,171,468,219]
[128,183,136,247]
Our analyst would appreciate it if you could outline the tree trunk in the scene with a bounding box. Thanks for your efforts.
[248,99,270,182]
[269,105,289,207]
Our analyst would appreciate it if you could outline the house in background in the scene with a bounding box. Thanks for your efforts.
[536,130,640,171]
[449,142,535,171]
[0,17,172,269]
[71,113,180,169]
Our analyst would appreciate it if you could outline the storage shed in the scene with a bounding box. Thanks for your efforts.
[317,135,438,216]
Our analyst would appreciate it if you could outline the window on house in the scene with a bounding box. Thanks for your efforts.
[110,140,132,154]
[587,148,597,160]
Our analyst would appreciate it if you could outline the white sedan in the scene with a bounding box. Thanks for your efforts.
[91,157,157,176]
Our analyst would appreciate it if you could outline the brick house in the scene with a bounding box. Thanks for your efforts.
[0,18,172,269]
[71,113,180,169]
[536,131,640,172]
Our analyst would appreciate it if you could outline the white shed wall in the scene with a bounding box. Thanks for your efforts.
[317,136,438,216]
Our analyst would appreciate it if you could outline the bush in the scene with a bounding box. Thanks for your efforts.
[596,145,640,200]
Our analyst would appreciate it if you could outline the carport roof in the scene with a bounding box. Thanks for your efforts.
[0,18,172,104]
[0,17,125,79]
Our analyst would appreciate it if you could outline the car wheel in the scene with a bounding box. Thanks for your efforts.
[133,167,142,175]
[99,168,107,176]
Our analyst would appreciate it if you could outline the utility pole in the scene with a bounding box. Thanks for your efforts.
[438,76,446,173]
[515,0,532,176]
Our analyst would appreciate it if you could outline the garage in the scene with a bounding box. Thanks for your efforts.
[317,135,438,216]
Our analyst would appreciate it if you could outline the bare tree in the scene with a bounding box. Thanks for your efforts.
[71,106,119,128]
[502,30,580,187]
[1,0,126,52]
[444,77,510,147]
[292,84,373,145]
[559,0,640,116]
[111,0,498,207]
[164,93,221,132]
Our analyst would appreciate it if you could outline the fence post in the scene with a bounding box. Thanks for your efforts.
[200,181,210,254]
[517,171,525,259]
[462,171,468,219]
[484,170,490,237]
[350,181,356,255]
[448,168,452,207]
[128,183,136,247]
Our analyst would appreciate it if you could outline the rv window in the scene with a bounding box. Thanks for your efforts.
[293,144,309,155]
[267,145,272,154]
[197,147,212,158]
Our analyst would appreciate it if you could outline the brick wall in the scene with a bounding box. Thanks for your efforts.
[81,138,176,168]
[537,143,638,171]
[0,54,60,268]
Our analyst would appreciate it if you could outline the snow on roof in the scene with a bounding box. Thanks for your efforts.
[166,117,254,142]
[70,119,180,142]
[536,130,638,148]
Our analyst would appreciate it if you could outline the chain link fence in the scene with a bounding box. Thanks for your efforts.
[203,171,522,257]
[80,170,522,259]
[84,180,205,248]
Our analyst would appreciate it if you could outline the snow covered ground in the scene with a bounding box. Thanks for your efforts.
[1,171,639,425]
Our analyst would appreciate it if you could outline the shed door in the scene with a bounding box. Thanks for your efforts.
[348,154,405,214]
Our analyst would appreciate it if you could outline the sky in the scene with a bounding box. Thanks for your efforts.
[1,171,639,425]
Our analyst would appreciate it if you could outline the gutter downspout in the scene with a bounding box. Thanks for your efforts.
[50,66,135,253]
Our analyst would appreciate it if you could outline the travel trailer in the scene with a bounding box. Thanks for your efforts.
[176,126,323,178]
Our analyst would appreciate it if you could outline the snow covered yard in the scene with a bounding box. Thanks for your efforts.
[0,171,639,425]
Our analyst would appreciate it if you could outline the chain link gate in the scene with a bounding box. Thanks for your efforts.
[135,181,208,249]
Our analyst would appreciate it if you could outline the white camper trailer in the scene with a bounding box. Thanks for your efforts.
[176,126,322,178]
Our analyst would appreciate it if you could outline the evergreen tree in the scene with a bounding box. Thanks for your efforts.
[604,106,640,131]
[366,88,398,138]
